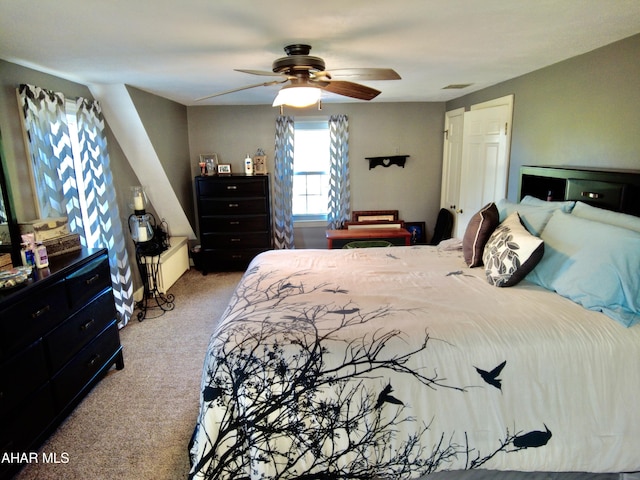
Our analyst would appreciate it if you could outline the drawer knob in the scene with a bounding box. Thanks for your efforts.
[85,273,100,285]
[229,221,240,225]
[230,238,241,242]
[32,305,51,319]
[228,203,239,208]
[87,354,102,368]
[226,185,238,190]
[81,318,96,331]
[581,191,603,199]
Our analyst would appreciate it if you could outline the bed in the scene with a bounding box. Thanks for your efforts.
[189,166,640,480]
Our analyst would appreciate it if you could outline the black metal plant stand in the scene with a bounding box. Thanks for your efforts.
[134,240,175,321]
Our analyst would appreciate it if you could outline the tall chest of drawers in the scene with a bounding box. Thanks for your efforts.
[0,249,124,479]
[195,174,272,272]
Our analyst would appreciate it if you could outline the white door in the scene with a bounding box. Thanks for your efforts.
[440,108,465,235]
[455,97,513,238]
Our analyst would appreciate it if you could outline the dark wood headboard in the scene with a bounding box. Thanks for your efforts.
[519,165,640,216]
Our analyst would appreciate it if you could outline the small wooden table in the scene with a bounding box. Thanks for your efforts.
[326,228,412,249]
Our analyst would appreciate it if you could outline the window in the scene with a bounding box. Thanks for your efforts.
[292,119,330,221]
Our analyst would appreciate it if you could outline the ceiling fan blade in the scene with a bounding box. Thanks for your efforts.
[320,68,401,81]
[234,69,285,77]
[194,79,287,102]
[320,80,381,101]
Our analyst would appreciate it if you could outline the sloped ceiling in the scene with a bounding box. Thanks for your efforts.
[1,0,639,106]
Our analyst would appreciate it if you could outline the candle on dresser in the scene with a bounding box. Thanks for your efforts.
[137,224,148,242]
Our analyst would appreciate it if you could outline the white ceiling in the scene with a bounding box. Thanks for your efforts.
[1,0,639,107]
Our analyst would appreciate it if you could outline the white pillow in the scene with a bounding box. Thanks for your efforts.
[483,212,544,287]
[571,201,640,233]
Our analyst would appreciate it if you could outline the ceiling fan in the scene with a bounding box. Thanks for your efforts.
[195,44,401,107]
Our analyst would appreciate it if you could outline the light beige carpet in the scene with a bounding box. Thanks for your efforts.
[14,268,243,480]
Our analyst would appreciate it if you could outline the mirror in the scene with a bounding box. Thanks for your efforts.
[0,132,22,267]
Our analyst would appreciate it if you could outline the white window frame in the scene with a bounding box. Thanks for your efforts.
[292,118,330,223]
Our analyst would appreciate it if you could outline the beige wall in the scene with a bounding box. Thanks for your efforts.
[126,86,193,227]
[447,33,640,200]
[187,102,445,247]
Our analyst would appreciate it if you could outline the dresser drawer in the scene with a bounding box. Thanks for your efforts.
[0,281,69,360]
[202,248,269,266]
[52,320,121,409]
[199,214,270,233]
[0,382,56,464]
[202,232,271,249]
[46,289,116,373]
[199,197,268,215]
[0,340,48,416]
[566,178,624,211]
[65,254,111,311]
[197,177,267,197]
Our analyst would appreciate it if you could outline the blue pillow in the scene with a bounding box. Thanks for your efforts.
[496,199,559,236]
[527,210,640,327]
[520,195,575,213]
[572,201,640,233]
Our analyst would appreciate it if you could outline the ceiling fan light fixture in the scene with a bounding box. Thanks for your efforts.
[272,85,322,108]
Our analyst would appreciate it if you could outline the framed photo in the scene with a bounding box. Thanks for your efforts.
[405,221,426,245]
[199,154,218,176]
[345,220,404,230]
[253,155,267,175]
[217,164,232,175]
[351,210,399,223]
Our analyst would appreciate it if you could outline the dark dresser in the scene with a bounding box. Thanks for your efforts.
[0,248,123,479]
[195,174,272,272]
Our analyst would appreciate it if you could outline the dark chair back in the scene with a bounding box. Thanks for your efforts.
[429,208,454,245]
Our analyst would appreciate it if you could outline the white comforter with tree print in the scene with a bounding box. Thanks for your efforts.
[189,246,640,479]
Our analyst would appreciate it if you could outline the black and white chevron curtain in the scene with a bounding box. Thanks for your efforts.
[327,114,350,230]
[18,84,134,327]
[272,114,350,248]
[272,115,295,249]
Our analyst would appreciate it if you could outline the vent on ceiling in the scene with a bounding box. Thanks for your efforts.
[443,84,473,90]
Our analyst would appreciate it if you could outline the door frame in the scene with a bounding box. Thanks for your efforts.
[440,107,465,236]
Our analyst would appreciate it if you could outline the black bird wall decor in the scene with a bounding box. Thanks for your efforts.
[474,360,507,390]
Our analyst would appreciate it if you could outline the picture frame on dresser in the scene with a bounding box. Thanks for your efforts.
[405,221,426,245]
[217,164,232,175]
[351,210,399,222]
[344,220,405,230]
[253,155,267,175]
[199,153,218,176]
